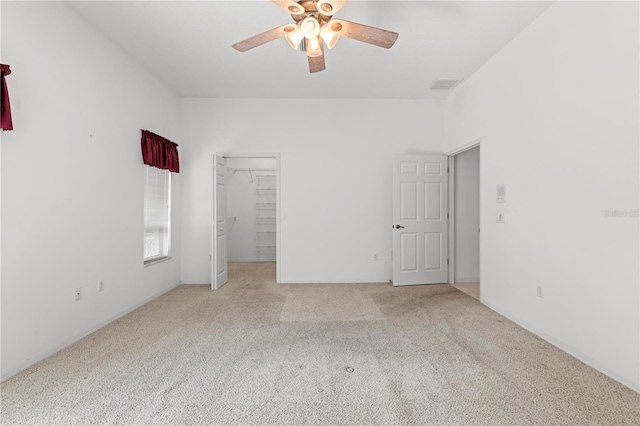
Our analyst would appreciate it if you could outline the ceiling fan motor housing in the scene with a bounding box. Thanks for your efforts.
[291,1,330,22]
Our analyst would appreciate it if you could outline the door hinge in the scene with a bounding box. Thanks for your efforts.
[447,212,449,219]
[447,259,450,265]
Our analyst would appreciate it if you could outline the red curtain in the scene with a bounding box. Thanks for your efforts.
[1,64,13,131]
[141,130,180,173]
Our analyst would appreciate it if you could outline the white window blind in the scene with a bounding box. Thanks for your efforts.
[144,166,171,262]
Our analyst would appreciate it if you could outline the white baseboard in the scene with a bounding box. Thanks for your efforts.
[278,280,390,284]
[182,279,389,285]
[1,281,182,382]
[482,300,640,393]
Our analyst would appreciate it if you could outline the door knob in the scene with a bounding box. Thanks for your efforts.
[394,224,405,229]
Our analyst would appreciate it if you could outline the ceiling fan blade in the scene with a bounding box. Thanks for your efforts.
[232,25,292,52]
[330,19,399,49]
[270,0,305,16]
[316,0,349,16]
[308,47,326,73]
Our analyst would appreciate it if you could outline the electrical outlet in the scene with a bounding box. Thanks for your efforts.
[373,253,378,261]
[537,286,543,298]
[74,288,82,301]
[98,280,105,292]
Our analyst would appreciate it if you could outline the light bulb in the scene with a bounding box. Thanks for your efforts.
[319,25,340,49]
[300,16,320,39]
[284,25,303,50]
[306,37,322,57]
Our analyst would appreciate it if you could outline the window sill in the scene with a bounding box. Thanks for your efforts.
[144,256,172,267]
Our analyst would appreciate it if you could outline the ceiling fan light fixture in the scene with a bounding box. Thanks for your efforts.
[284,25,303,50]
[300,16,320,39]
[319,25,340,49]
[305,37,323,57]
[321,3,333,14]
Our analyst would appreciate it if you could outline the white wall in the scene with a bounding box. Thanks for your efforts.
[226,157,277,262]
[443,1,639,391]
[454,146,480,282]
[1,2,182,380]
[180,99,443,283]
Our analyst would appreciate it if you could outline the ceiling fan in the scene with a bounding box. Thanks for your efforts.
[232,0,399,73]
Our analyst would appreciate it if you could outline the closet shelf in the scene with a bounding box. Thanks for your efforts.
[256,204,276,210]
[256,246,276,251]
[256,233,276,240]
[228,168,275,183]
[256,219,276,225]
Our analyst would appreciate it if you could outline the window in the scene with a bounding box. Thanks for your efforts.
[144,166,171,263]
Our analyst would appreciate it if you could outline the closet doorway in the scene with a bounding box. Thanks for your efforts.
[212,153,281,289]
[447,142,481,301]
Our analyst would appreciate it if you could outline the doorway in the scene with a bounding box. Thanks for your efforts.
[447,142,481,300]
[212,153,281,290]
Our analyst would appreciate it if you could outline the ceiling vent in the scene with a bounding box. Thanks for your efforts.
[429,79,462,90]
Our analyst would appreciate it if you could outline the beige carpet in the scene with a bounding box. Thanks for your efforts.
[1,262,638,425]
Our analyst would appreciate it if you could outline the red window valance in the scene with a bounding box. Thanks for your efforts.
[1,64,13,131]
[141,130,180,173]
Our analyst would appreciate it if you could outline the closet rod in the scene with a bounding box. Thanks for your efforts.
[227,168,276,183]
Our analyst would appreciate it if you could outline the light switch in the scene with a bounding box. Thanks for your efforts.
[496,213,505,223]
[496,184,506,203]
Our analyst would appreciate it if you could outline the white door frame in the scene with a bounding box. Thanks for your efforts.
[446,138,482,299]
[211,152,281,285]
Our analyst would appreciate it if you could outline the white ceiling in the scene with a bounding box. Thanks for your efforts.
[66,0,554,99]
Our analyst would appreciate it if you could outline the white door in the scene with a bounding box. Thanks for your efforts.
[392,154,448,286]
[212,154,228,290]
